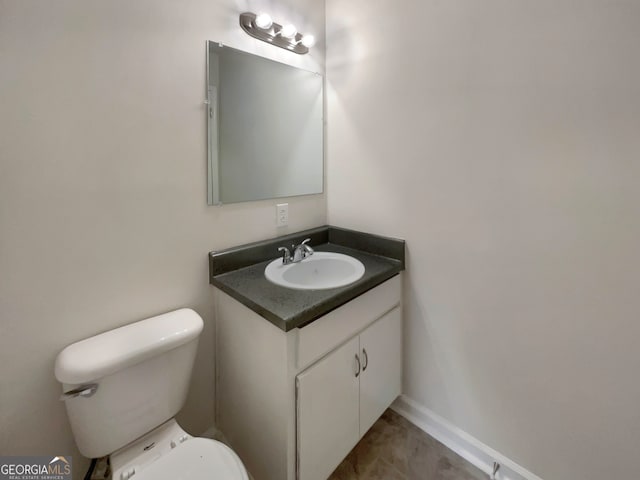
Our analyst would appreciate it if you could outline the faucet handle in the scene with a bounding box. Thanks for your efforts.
[290,238,314,263]
[292,238,311,251]
[301,238,313,252]
[278,246,291,264]
[298,238,314,258]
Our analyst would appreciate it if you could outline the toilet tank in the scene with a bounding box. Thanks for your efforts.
[54,309,204,459]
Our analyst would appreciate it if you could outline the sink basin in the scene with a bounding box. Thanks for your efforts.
[265,252,365,290]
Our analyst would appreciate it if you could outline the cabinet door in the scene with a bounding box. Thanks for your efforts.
[359,306,402,437]
[296,336,360,480]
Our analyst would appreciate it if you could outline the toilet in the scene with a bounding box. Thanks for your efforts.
[54,308,248,480]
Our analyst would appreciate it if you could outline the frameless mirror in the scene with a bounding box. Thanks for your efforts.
[207,42,324,205]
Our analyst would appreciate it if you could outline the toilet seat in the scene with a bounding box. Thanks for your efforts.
[132,438,249,480]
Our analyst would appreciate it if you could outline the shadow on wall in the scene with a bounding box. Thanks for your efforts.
[324,15,366,88]
[403,247,453,421]
[402,246,484,424]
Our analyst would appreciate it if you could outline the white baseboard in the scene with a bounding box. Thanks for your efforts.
[391,395,543,480]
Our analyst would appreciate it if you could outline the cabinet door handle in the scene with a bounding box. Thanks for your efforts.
[362,348,368,372]
[355,354,361,378]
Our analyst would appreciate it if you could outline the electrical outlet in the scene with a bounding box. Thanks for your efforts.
[276,203,288,227]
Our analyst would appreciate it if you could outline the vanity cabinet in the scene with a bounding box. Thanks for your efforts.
[296,336,360,480]
[297,307,401,480]
[215,275,401,480]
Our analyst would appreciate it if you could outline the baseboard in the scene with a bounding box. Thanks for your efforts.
[391,395,544,480]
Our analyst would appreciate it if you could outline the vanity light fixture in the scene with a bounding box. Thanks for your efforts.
[239,12,315,55]
[254,12,273,29]
[300,34,315,48]
[279,23,297,39]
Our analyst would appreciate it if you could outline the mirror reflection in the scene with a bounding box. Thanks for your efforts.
[207,42,324,205]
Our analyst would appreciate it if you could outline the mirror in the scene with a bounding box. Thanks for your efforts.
[207,42,324,205]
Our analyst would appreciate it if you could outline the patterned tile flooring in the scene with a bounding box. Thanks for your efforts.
[329,409,487,480]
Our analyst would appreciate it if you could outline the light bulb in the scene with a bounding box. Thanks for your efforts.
[280,23,297,39]
[254,12,272,29]
[301,34,315,48]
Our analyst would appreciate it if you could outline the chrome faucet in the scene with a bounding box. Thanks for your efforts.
[278,238,314,265]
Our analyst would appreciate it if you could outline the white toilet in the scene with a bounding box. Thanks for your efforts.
[55,308,249,480]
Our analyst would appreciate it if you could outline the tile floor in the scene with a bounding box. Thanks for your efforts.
[329,409,487,480]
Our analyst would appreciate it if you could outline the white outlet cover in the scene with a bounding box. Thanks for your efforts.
[276,203,288,227]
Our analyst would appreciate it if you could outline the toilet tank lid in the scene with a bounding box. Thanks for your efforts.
[55,308,204,385]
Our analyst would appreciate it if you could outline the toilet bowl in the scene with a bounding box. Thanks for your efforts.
[54,309,248,480]
[110,419,248,480]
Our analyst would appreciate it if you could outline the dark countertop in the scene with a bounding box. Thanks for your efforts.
[209,226,405,332]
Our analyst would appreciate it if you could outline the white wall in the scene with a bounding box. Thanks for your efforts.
[0,1,325,476]
[326,1,640,479]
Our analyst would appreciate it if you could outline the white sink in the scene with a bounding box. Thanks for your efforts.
[264,252,365,290]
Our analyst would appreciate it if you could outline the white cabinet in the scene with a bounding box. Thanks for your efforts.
[296,336,360,480]
[359,307,402,436]
[296,307,401,480]
[215,275,402,480]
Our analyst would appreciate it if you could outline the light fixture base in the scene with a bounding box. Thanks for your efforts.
[239,12,310,55]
